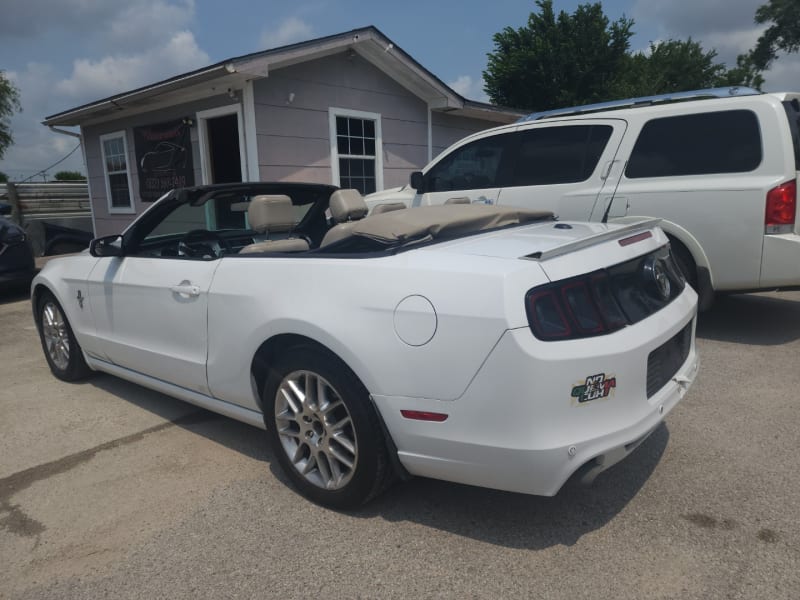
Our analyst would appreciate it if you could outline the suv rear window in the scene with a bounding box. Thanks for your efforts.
[626,110,762,178]
[782,100,800,170]
[511,125,613,186]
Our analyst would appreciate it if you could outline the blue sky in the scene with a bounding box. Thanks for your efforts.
[1,0,793,179]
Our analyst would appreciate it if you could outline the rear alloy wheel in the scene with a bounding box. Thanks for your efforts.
[264,347,392,509]
[37,292,91,381]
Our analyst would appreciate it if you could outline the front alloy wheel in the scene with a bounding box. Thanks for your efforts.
[36,292,91,381]
[41,300,70,372]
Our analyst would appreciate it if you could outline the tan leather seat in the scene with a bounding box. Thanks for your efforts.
[371,202,407,215]
[320,189,369,247]
[239,195,309,254]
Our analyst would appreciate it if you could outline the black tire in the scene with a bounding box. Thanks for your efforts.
[36,292,92,381]
[263,346,393,509]
[669,238,697,290]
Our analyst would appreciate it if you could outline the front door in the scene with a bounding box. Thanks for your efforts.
[88,201,225,395]
[413,131,514,207]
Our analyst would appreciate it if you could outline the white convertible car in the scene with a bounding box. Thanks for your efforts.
[32,183,698,508]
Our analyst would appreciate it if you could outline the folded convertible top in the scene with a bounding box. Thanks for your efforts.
[350,204,554,244]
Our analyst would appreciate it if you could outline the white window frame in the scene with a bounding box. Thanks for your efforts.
[329,107,383,192]
[99,130,135,214]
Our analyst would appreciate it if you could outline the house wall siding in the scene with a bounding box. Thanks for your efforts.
[431,112,498,161]
[83,94,233,236]
[80,52,505,237]
[254,53,431,189]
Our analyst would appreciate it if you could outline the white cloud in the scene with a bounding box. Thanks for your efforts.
[56,31,209,100]
[448,75,489,102]
[0,1,208,178]
[762,53,800,91]
[259,17,313,49]
[0,0,195,40]
[631,0,762,39]
[107,0,196,50]
[631,0,765,66]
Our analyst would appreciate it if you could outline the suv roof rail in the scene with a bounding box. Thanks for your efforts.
[518,86,762,122]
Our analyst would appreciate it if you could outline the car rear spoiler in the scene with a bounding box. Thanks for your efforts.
[523,218,663,261]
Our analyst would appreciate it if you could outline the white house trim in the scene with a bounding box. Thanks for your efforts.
[328,107,384,192]
[427,105,433,163]
[242,80,260,182]
[196,103,248,185]
[99,130,136,215]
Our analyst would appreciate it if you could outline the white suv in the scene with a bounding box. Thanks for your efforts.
[365,87,800,308]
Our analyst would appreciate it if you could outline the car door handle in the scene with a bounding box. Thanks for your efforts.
[170,283,200,296]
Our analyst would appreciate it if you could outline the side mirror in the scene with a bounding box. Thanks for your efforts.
[89,234,124,257]
[409,171,424,193]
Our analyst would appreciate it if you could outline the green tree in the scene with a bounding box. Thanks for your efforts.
[0,71,22,160]
[750,0,800,70]
[611,40,725,97]
[483,0,634,111]
[54,170,86,181]
[0,171,8,183]
[715,52,765,89]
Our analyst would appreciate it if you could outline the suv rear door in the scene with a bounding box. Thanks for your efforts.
[609,108,771,291]
[497,119,627,219]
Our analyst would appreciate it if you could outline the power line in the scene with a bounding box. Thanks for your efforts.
[18,142,82,183]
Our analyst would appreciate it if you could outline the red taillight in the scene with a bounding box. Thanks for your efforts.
[400,410,448,422]
[526,271,626,341]
[765,180,796,232]
[618,231,653,246]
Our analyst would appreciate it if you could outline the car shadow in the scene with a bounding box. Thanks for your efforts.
[86,374,271,463]
[355,423,669,549]
[697,292,800,345]
[88,372,667,549]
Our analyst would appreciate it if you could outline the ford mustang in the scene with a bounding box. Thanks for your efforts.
[31,182,698,508]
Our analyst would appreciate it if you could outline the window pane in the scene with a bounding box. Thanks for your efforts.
[350,137,364,156]
[336,117,348,136]
[626,110,762,178]
[364,160,375,176]
[350,118,363,137]
[337,136,349,155]
[512,125,612,186]
[364,120,375,138]
[351,159,364,176]
[108,173,130,208]
[364,139,375,156]
[339,158,350,177]
[427,134,510,192]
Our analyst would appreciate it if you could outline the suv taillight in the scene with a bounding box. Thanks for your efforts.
[765,180,796,234]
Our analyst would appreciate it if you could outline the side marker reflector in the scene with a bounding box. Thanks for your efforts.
[400,410,448,422]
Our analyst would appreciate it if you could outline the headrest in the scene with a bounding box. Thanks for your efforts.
[371,202,407,215]
[248,195,294,234]
[329,189,368,222]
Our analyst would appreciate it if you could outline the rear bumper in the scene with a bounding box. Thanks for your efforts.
[760,233,800,288]
[374,287,698,496]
